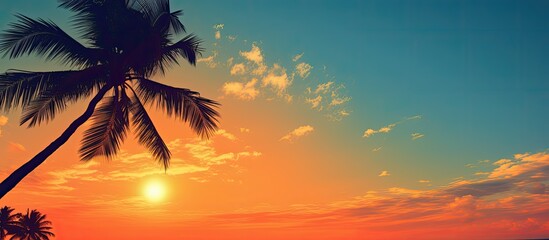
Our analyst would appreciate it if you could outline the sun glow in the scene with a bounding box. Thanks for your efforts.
[143,180,166,202]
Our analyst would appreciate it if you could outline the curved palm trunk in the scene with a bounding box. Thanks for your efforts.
[0,85,112,199]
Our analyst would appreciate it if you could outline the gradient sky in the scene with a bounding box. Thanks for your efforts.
[0,1,548,239]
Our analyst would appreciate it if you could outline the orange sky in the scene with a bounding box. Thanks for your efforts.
[1,1,549,239]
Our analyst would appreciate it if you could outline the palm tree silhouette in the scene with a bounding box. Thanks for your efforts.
[10,209,54,240]
[0,0,219,198]
[0,206,20,240]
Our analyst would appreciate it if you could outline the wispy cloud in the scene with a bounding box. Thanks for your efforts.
[195,151,549,239]
[292,53,304,62]
[363,123,396,138]
[305,95,322,110]
[314,82,334,94]
[222,79,260,100]
[230,63,246,75]
[215,129,237,141]
[262,64,291,94]
[213,24,224,40]
[8,142,26,152]
[280,125,314,142]
[379,170,390,177]
[38,133,261,192]
[304,81,351,120]
[295,62,313,79]
[240,43,264,66]
[363,116,422,138]
[197,51,218,68]
[203,27,351,120]
[411,133,424,140]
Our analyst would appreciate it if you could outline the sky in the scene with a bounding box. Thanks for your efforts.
[0,0,548,239]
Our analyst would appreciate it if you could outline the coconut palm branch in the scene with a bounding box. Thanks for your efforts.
[0,206,20,240]
[9,209,54,240]
[0,0,220,199]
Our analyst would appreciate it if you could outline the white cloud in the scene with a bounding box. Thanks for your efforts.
[408,115,422,120]
[305,95,323,110]
[262,64,291,93]
[411,133,425,140]
[185,138,261,166]
[379,171,390,177]
[419,179,430,183]
[240,43,264,65]
[230,63,246,75]
[197,51,218,68]
[227,35,237,41]
[338,110,350,117]
[329,95,351,106]
[240,44,268,76]
[363,129,377,138]
[295,62,313,79]
[314,82,334,94]
[489,152,549,179]
[292,53,304,62]
[216,129,237,141]
[222,79,260,100]
[363,124,394,138]
[378,124,396,133]
[372,147,383,152]
[363,116,421,138]
[252,64,268,76]
[212,22,223,40]
[280,125,314,142]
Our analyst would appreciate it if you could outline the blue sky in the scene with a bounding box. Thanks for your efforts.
[182,0,549,177]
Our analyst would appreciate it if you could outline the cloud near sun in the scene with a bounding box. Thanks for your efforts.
[29,129,261,193]
[29,151,547,239]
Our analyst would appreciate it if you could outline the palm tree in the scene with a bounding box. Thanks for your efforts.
[0,206,20,240]
[0,0,219,198]
[9,209,54,240]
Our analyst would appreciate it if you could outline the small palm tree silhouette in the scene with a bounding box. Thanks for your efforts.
[0,0,220,198]
[10,209,54,240]
[0,206,20,240]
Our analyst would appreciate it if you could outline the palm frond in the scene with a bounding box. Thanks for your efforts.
[127,84,171,169]
[165,34,202,66]
[60,0,136,51]
[0,70,73,112]
[20,67,106,127]
[0,14,101,67]
[79,90,130,160]
[57,0,96,12]
[134,0,186,35]
[136,78,219,138]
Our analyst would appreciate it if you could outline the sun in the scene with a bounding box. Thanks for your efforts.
[143,180,166,202]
